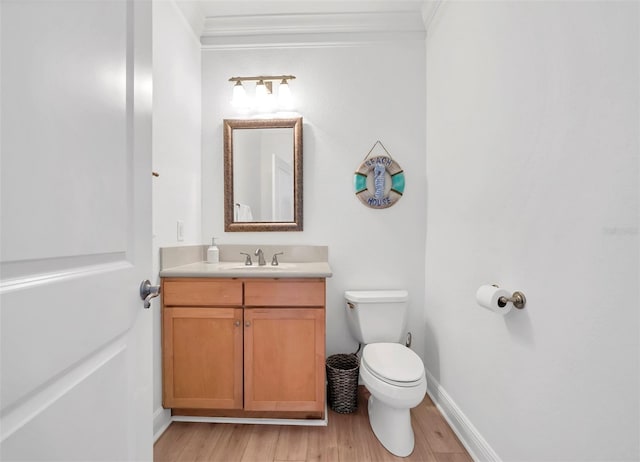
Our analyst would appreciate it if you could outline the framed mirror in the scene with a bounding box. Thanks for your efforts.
[224,117,303,232]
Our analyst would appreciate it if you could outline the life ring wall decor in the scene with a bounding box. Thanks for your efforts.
[354,141,405,209]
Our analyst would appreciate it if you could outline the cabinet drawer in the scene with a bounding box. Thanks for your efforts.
[163,279,243,306]
[244,279,325,307]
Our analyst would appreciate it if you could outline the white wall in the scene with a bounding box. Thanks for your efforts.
[201,42,427,358]
[425,2,639,461]
[152,0,202,437]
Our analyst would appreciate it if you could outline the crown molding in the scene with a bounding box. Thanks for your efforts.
[200,11,426,49]
[173,0,206,39]
[422,0,444,31]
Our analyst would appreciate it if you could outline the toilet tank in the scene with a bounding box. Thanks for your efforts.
[344,290,409,344]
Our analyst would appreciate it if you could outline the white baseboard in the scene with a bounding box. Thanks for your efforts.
[172,401,328,427]
[153,401,327,441]
[172,414,327,426]
[153,407,172,443]
[424,368,501,462]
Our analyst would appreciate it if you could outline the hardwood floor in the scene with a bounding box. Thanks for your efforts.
[154,388,473,462]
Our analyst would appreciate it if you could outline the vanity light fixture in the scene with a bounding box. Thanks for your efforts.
[229,75,296,111]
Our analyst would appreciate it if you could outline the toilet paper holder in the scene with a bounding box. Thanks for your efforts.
[492,285,526,309]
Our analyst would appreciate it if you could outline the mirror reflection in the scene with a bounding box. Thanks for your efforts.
[233,128,293,222]
[224,117,303,232]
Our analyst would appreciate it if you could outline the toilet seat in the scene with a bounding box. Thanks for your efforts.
[362,343,425,387]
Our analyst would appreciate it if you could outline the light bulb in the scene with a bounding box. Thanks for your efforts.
[278,79,293,109]
[255,80,275,112]
[255,80,267,100]
[231,81,247,108]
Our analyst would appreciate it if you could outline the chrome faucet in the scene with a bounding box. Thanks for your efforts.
[254,248,266,266]
[240,252,253,266]
[271,252,284,266]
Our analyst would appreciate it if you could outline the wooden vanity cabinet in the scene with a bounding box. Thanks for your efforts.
[161,277,326,417]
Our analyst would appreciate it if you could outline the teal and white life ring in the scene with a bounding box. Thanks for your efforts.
[353,154,405,209]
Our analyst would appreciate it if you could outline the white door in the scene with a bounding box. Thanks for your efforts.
[0,1,153,460]
[271,154,294,222]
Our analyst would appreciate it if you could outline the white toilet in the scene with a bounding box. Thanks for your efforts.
[344,290,427,457]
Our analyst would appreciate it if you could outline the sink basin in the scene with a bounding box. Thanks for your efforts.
[219,262,296,271]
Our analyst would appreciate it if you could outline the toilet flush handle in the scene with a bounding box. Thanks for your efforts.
[347,302,355,309]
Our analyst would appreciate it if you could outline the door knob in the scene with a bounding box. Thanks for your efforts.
[139,280,161,309]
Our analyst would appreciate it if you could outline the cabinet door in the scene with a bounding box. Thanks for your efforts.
[244,308,325,412]
[163,307,243,409]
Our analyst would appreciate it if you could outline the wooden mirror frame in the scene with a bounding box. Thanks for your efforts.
[223,117,303,232]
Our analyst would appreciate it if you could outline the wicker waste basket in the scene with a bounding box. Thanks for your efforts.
[326,353,359,414]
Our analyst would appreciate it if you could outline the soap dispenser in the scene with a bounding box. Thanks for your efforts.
[206,237,219,264]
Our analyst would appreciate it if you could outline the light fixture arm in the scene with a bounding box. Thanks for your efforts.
[229,75,296,83]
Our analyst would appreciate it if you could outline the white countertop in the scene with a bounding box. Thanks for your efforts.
[160,261,333,278]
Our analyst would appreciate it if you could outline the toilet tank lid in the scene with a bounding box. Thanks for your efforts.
[345,290,408,303]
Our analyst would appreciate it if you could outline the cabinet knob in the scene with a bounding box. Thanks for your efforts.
[234,320,241,327]
[245,321,251,327]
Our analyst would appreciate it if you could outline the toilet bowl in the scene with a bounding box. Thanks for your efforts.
[344,291,427,457]
[359,343,427,457]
